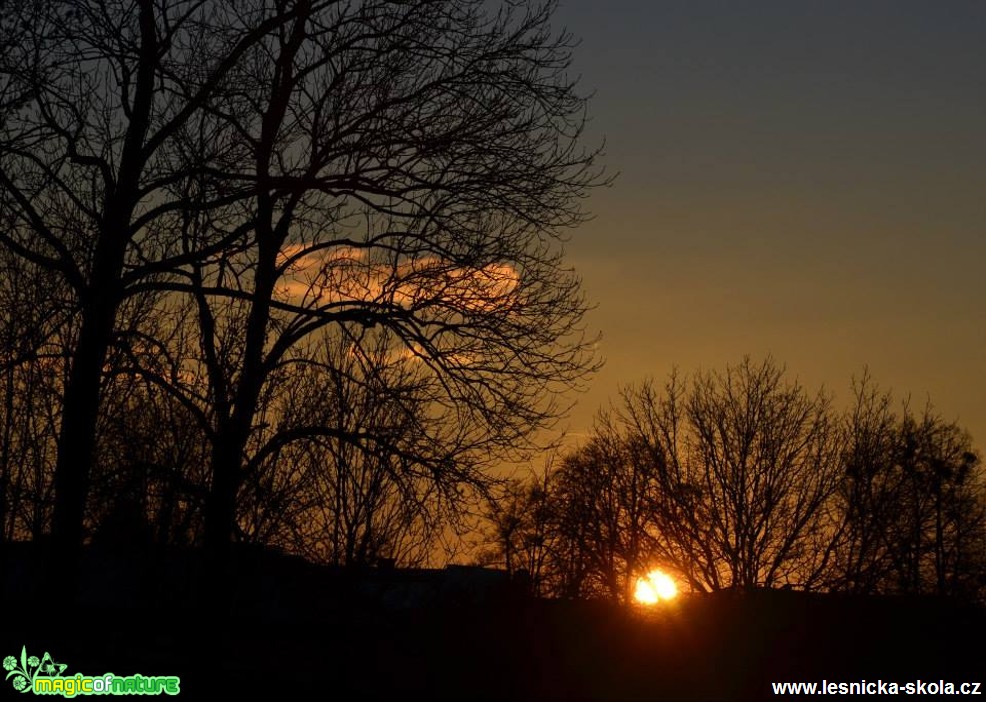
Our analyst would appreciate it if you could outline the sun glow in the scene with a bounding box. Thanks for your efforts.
[633,569,678,605]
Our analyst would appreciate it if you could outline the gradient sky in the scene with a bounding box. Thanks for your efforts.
[550,0,986,447]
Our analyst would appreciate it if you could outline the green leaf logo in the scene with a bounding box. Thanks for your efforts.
[4,646,66,694]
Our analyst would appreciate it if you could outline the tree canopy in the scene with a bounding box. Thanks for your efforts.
[0,0,606,565]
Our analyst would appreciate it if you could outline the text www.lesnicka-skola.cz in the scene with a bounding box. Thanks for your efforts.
[772,680,982,696]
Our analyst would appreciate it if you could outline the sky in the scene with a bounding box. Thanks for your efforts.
[547,0,986,447]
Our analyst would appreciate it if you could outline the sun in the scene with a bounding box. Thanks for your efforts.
[633,569,679,605]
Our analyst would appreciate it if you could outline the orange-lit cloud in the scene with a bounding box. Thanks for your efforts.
[274,243,521,314]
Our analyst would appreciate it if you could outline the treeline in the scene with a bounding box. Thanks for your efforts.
[482,358,986,603]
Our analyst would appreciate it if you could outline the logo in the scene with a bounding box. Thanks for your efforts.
[3,647,180,697]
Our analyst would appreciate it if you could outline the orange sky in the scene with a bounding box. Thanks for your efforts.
[550,0,986,448]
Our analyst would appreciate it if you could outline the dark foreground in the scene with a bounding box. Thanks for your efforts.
[2,547,983,700]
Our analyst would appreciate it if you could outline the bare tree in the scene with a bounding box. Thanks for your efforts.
[480,465,556,595]
[167,0,604,559]
[239,328,450,568]
[892,405,984,597]
[548,424,660,602]
[545,358,842,597]
[821,373,901,593]
[0,0,337,559]
[0,251,69,541]
[90,323,211,550]
[623,358,842,591]
[0,0,605,565]
[820,373,986,599]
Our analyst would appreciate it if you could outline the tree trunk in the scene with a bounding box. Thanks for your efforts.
[202,246,276,558]
[50,0,156,578]
[51,273,121,555]
[204,436,240,559]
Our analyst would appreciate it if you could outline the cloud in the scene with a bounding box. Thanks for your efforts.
[275,243,521,314]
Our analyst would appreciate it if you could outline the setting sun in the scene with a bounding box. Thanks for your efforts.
[634,569,679,605]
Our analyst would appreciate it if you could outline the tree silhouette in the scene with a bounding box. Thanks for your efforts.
[0,0,605,569]
[0,247,75,542]
[549,425,661,601]
[237,329,450,567]
[828,376,986,598]
[481,467,556,595]
[617,358,842,591]
[491,360,986,602]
